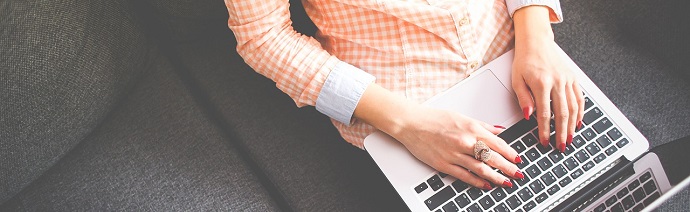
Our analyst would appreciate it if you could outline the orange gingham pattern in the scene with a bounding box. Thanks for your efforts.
[226,0,514,149]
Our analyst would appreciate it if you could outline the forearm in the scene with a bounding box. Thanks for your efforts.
[353,83,416,137]
[513,6,554,46]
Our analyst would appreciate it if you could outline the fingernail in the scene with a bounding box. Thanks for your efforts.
[542,139,549,147]
[523,107,530,120]
[483,183,492,190]
[494,125,506,129]
[577,121,583,130]
[567,134,573,146]
[558,143,565,153]
[514,156,523,164]
[514,170,525,179]
[502,179,513,188]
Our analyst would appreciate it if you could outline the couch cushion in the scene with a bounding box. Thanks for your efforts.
[0,53,280,211]
[0,0,149,203]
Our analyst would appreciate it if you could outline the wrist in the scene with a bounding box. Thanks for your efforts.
[513,6,554,45]
[353,83,419,138]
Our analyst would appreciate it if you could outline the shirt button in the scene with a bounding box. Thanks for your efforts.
[459,17,469,26]
[469,61,479,69]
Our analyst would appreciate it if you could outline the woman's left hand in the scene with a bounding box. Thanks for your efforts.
[511,6,585,153]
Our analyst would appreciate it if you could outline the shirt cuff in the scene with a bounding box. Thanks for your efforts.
[505,0,563,23]
[315,61,376,125]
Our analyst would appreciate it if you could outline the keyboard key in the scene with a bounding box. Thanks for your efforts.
[553,164,568,178]
[515,174,531,187]
[621,195,635,210]
[605,146,618,156]
[512,140,528,154]
[454,194,471,208]
[611,203,624,212]
[584,97,594,110]
[523,201,536,212]
[548,151,564,163]
[582,161,595,171]
[632,187,646,202]
[572,135,586,148]
[499,118,538,142]
[525,148,541,162]
[593,117,613,133]
[442,201,459,212]
[585,142,601,156]
[537,157,554,170]
[596,136,613,148]
[415,182,428,193]
[427,175,441,185]
[522,133,539,147]
[541,172,557,186]
[491,188,507,202]
[643,192,660,206]
[439,172,449,178]
[583,107,603,125]
[467,203,481,212]
[452,180,469,192]
[428,175,444,191]
[628,179,640,191]
[575,150,590,163]
[605,195,618,207]
[424,186,455,210]
[494,203,510,212]
[640,172,652,182]
[563,157,579,170]
[593,153,607,164]
[518,187,534,201]
[594,203,607,212]
[529,180,545,194]
[506,195,522,209]
[616,187,629,199]
[643,181,657,194]
[607,128,623,141]
[479,195,495,210]
[633,204,645,212]
[564,145,576,155]
[616,138,629,148]
[570,168,584,179]
[559,176,572,187]
[467,187,483,200]
[582,129,598,141]
[535,192,548,203]
[504,183,519,194]
[526,164,541,179]
[547,185,560,195]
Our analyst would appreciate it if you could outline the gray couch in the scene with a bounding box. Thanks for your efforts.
[1,0,688,211]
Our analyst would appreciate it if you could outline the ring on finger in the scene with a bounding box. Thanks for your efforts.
[473,140,492,163]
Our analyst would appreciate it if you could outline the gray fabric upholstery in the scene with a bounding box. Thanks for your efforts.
[0,0,148,203]
[0,54,280,211]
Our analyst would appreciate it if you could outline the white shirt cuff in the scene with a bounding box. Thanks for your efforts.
[506,0,563,23]
[316,62,376,125]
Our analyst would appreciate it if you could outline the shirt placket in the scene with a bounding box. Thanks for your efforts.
[449,2,481,78]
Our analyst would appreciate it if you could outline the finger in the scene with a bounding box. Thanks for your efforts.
[533,84,552,147]
[478,130,521,164]
[440,163,492,190]
[551,85,569,153]
[483,149,523,182]
[512,72,534,120]
[479,121,507,136]
[565,82,579,146]
[573,83,585,132]
[456,153,514,188]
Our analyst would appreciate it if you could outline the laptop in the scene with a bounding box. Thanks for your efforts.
[363,47,690,211]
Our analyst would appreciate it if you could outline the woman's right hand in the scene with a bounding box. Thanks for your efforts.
[390,104,524,189]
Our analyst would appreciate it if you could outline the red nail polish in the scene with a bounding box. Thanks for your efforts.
[494,125,506,129]
[483,183,492,190]
[558,143,565,153]
[567,134,573,146]
[514,156,523,164]
[502,179,513,188]
[523,107,530,120]
[514,170,525,179]
[577,121,583,130]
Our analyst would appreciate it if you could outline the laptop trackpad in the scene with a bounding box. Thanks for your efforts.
[424,69,521,126]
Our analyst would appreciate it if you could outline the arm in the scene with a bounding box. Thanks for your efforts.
[225,0,374,124]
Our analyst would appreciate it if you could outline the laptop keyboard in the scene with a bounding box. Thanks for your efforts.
[414,94,632,212]
[591,171,660,212]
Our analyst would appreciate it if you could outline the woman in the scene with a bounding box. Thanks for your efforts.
[224,0,584,190]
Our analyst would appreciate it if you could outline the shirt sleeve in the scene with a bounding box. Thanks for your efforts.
[505,0,563,23]
[224,0,374,125]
